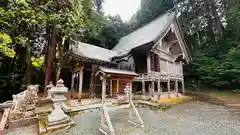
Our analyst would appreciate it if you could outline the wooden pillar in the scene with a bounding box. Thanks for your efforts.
[141,81,146,95]
[148,82,152,97]
[78,66,84,101]
[71,72,74,91]
[180,61,185,95]
[175,80,179,97]
[147,53,151,73]
[158,57,161,73]
[71,72,75,99]
[110,80,113,97]
[182,80,185,95]
[166,61,170,78]
[117,80,119,93]
[151,81,155,97]
[101,77,106,104]
[89,65,95,98]
[128,82,133,119]
[129,82,133,100]
[157,79,161,99]
[167,79,171,98]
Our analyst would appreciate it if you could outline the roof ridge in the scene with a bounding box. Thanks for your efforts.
[112,11,176,51]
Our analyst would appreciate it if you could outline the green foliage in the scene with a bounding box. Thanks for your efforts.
[97,15,131,49]
[31,56,44,68]
[232,89,240,93]
[0,0,130,101]
[0,32,15,57]
[130,0,174,30]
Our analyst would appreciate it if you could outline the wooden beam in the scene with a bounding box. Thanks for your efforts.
[0,108,10,135]
[109,76,134,81]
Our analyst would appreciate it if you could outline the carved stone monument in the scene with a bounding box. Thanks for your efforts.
[8,85,39,129]
[11,85,39,119]
[23,85,39,106]
[47,79,68,125]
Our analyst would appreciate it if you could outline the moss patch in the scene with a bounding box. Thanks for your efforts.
[67,111,80,118]
[39,118,46,129]
[158,97,188,104]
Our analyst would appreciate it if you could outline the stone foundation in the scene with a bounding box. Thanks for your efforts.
[38,116,75,134]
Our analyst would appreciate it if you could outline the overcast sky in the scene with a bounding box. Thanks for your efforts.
[103,0,141,21]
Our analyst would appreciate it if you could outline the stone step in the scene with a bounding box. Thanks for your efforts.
[228,108,240,112]
[219,99,240,103]
[225,104,240,109]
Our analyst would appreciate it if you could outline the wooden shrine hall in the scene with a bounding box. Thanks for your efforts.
[60,11,191,100]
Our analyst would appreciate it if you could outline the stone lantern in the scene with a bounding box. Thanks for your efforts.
[46,81,54,99]
[47,79,68,124]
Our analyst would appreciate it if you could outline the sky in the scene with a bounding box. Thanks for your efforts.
[103,0,141,21]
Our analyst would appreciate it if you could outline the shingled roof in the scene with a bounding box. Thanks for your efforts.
[70,41,118,63]
[112,12,175,55]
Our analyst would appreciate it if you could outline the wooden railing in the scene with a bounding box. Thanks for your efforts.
[134,63,183,81]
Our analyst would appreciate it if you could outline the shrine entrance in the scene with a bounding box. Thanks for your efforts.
[96,67,144,135]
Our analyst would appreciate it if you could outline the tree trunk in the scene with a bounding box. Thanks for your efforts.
[26,44,31,85]
[204,0,215,42]
[55,62,61,84]
[44,21,57,87]
[209,0,224,40]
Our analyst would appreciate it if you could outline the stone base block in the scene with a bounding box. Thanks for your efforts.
[47,118,69,127]
[151,95,159,102]
[39,116,75,134]
[36,98,53,107]
[8,116,38,129]
[141,95,151,101]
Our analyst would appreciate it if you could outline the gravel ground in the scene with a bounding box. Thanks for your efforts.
[5,124,38,135]
[6,101,240,135]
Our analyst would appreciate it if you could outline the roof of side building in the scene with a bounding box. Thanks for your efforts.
[70,41,118,63]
